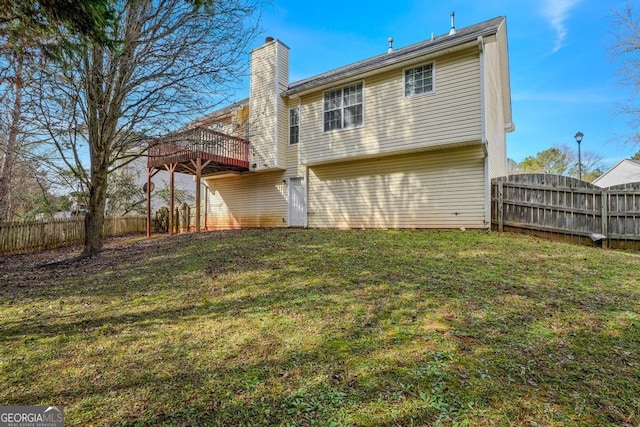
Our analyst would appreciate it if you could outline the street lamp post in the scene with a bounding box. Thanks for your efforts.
[574,131,584,181]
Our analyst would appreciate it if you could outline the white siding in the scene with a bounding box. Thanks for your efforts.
[127,157,196,213]
[307,146,486,229]
[593,160,640,187]
[204,172,288,229]
[299,49,482,166]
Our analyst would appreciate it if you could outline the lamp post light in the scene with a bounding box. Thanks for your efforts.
[574,131,584,181]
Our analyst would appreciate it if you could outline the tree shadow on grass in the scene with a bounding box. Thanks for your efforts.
[1,229,639,425]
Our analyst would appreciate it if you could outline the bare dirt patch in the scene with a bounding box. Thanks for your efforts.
[0,232,246,292]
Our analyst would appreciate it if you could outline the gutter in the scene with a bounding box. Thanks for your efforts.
[274,42,280,168]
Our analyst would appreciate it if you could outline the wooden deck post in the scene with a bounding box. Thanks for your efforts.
[195,157,201,232]
[146,168,152,238]
[164,163,177,235]
[189,158,210,233]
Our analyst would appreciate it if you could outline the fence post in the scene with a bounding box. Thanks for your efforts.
[497,180,504,232]
[39,220,46,251]
[601,188,608,249]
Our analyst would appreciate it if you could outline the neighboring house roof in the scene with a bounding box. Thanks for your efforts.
[284,16,506,97]
[592,159,640,187]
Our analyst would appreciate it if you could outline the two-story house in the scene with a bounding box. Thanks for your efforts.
[147,16,513,232]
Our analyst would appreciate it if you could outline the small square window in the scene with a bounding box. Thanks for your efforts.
[323,82,363,132]
[404,63,434,97]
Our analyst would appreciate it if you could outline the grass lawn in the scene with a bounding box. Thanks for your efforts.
[1,229,639,426]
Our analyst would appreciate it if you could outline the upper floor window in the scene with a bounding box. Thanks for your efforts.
[289,107,299,145]
[323,82,363,132]
[404,63,434,97]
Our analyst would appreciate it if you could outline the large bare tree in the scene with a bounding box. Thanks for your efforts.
[611,2,640,145]
[38,0,260,255]
[0,0,115,220]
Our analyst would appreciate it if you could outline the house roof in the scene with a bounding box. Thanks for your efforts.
[284,15,506,97]
[197,15,510,124]
[592,158,640,186]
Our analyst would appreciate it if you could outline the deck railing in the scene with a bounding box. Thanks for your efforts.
[148,127,250,169]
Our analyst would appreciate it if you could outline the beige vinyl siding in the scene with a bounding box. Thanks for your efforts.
[204,172,288,229]
[233,106,250,139]
[284,142,304,177]
[484,31,508,178]
[299,49,482,166]
[307,146,486,229]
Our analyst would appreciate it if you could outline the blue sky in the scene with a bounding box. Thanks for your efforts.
[243,0,639,168]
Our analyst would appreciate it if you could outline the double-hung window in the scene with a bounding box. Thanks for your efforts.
[404,63,434,97]
[323,82,363,132]
[289,107,299,144]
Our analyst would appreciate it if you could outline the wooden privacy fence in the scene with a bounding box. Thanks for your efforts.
[491,174,640,249]
[0,216,147,256]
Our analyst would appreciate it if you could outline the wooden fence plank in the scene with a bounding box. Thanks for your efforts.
[0,216,147,256]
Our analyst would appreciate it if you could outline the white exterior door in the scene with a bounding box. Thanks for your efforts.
[288,177,306,227]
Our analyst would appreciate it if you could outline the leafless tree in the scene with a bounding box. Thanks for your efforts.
[611,1,640,145]
[37,0,261,255]
[0,42,47,220]
[0,53,25,219]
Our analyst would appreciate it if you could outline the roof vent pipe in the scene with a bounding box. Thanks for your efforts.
[449,11,457,35]
[387,37,393,53]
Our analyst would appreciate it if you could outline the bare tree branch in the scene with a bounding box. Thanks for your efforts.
[34,0,262,254]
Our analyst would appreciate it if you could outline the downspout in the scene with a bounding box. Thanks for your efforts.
[304,165,309,228]
[299,97,308,227]
[478,35,490,229]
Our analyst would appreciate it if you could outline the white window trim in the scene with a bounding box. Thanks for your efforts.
[288,106,299,145]
[403,61,436,98]
[322,80,365,134]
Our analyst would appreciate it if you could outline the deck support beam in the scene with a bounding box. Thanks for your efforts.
[164,163,178,235]
[189,158,211,232]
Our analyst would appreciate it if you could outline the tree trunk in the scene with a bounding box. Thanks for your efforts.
[83,169,108,255]
[0,55,24,220]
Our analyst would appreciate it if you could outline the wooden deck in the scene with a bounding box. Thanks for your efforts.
[148,127,250,174]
